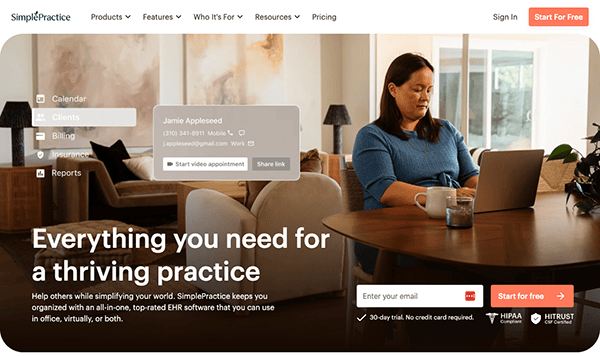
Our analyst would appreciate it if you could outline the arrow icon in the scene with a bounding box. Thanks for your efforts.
[237,15,243,18]
[176,15,182,18]
[557,292,565,300]
[125,15,131,19]
[295,15,300,18]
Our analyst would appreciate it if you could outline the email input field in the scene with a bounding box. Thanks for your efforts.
[357,285,484,308]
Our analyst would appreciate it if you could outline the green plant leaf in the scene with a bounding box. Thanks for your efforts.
[563,153,578,163]
[548,144,573,161]
[574,200,595,213]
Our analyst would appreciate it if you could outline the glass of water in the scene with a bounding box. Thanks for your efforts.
[446,196,474,228]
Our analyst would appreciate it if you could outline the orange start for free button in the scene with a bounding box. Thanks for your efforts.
[529,8,588,26]
[491,285,574,308]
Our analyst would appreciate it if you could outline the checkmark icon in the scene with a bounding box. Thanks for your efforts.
[357,314,367,322]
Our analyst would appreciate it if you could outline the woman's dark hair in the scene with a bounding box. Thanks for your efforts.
[374,53,442,142]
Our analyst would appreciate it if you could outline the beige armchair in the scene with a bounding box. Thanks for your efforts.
[185,172,346,304]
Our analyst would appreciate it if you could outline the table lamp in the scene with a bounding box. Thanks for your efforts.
[0,101,32,166]
[323,104,352,155]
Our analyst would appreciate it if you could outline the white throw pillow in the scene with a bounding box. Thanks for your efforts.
[123,156,153,180]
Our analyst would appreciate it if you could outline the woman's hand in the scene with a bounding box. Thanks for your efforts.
[456,187,476,198]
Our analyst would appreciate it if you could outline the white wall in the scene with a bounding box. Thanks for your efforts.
[320,34,342,153]
[319,34,372,155]
[539,35,589,154]
[341,35,371,154]
[283,35,322,151]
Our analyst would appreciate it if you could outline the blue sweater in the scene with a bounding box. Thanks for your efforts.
[351,120,479,273]
[353,120,479,210]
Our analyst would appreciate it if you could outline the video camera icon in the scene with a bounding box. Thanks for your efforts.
[167,161,174,167]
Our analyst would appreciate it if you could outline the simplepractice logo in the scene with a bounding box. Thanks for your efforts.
[11,11,71,22]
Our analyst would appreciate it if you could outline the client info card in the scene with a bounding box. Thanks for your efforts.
[153,105,300,181]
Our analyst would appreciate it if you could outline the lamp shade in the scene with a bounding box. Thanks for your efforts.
[323,104,352,155]
[0,101,32,128]
[323,105,352,126]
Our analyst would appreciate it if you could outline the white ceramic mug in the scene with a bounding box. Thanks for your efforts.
[414,187,457,219]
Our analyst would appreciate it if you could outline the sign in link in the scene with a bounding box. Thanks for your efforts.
[357,285,484,308]
[163,157,248,171]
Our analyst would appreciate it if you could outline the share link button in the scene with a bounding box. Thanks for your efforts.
[252,157,290,171]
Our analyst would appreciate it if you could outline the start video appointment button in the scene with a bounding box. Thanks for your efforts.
[163,157,248,171]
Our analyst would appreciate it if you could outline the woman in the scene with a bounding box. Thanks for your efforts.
[353,53,479,273]
[352,53,504,351]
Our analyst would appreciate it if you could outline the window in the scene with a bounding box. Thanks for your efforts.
[433,36,541,150]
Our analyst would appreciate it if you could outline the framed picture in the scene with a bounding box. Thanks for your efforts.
[34,34,159,149]
[184,34,283,105]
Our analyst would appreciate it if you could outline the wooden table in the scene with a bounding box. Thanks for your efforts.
[0,164,53,233]
[177,181,246,235]
[322,193,600,350]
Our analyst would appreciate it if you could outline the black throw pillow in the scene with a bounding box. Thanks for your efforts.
[90,140,140,184]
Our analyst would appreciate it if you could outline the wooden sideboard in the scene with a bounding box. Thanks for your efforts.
[0,165,53,233]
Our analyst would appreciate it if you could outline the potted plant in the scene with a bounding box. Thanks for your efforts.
[548,123,600,213]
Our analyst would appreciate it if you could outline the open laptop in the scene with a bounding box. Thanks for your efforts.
[473,149,545,213]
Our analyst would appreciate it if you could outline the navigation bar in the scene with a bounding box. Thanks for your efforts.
[83,13,337,22]
[5,2,597,33]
